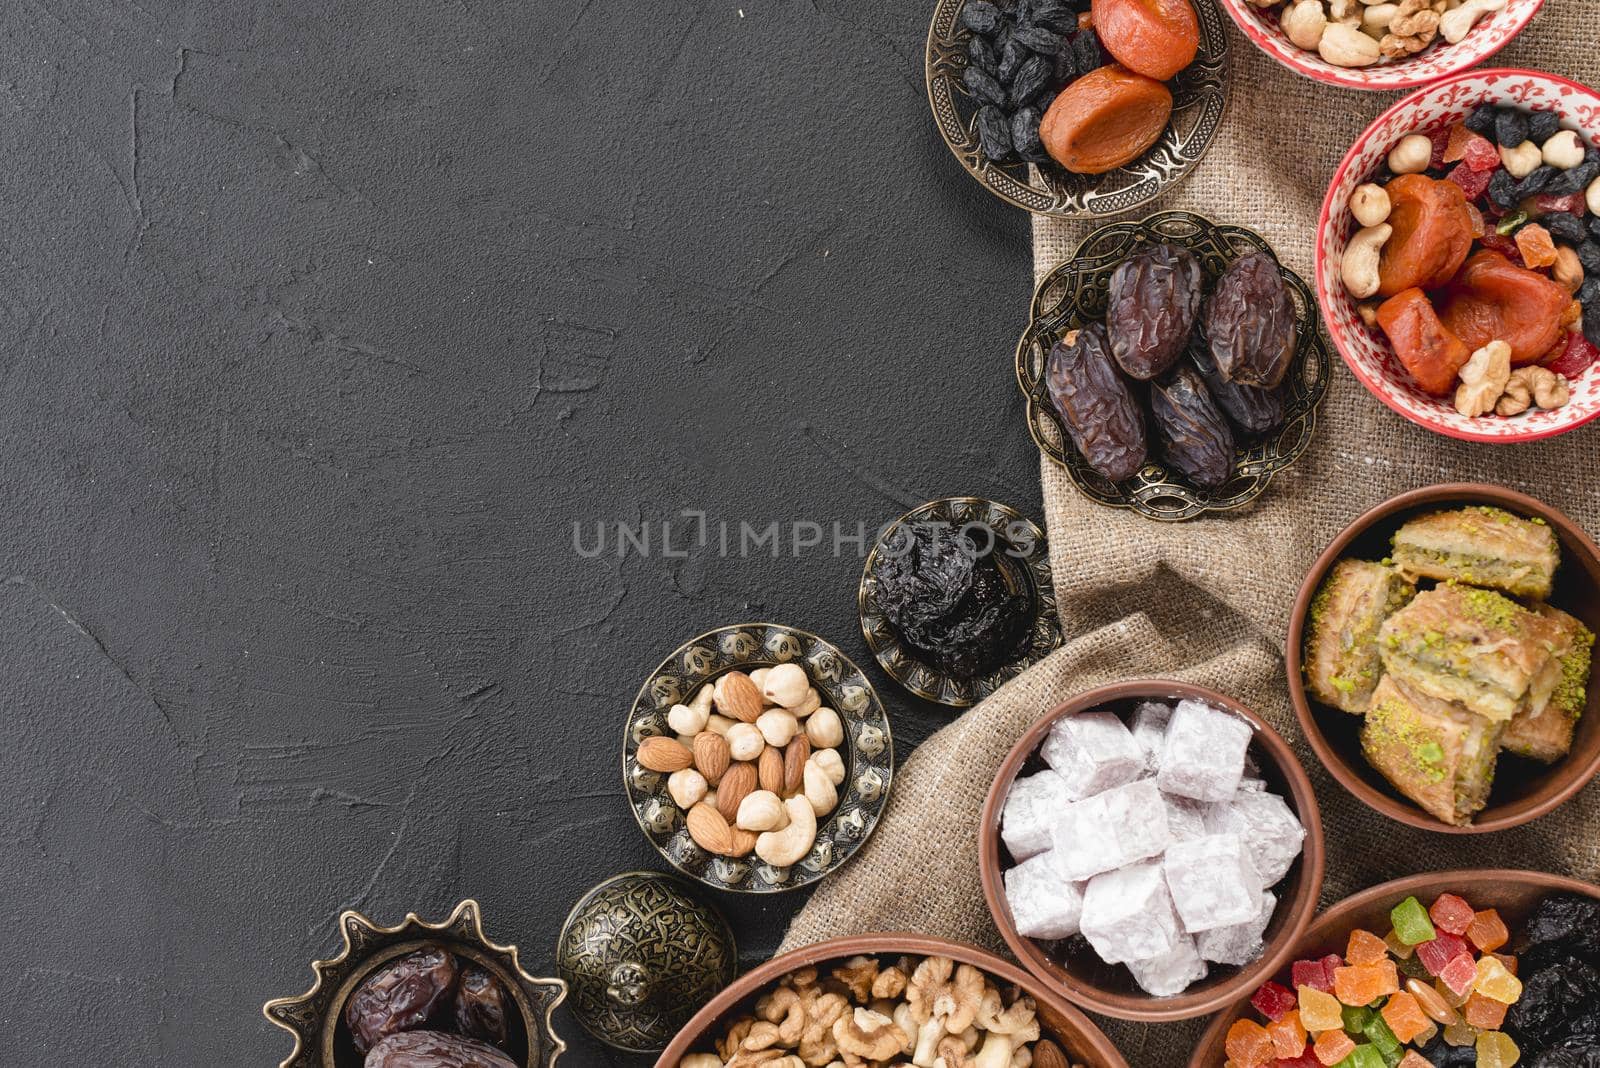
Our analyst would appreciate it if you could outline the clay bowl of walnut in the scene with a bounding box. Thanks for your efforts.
[655,935,1130,1068]
[622,623,894,894]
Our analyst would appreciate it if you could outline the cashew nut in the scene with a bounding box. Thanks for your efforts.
[1319,21,1382,64]
[1499,140,1542,179]
[1329,0,1360,20]
[1589,174,1600,216]
[736,789,789,831]
[1388,134,1433,175]
[1543,130,1586,170]
[761,663,809,708]
[1454,340,1512,417]
[1341,224,1392,299]
[812,747,847,786]
[668,768,709,809]
[1351,183,1392,227]
[1554,246,1584,293]
[727,722,765,761]
[806,706,845,748]
[803,759,839,817]
[755,795,817,866]
[1362,3,1400,32]
[1439,0,1505,42]
[757,708,800,747]
[668,701,710,736]
[1281,0,1328,49]
[679,1055,722,1068]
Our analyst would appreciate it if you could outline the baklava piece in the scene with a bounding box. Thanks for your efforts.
[1390,505,1560,600]
[1303,559,1416,713]
[1378,584,1561,724]
[1362,675,1504,826]
[1501,604,1596,763]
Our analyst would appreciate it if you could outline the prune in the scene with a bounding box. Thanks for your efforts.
[1525,894,1600,966]
[1202,251,1297,389]
[365,1030,518,1068]
[1045,321,1148,482]
[1546,212,1588,244]
[1517,164,1557,198]
[1547,159,1600,197]
[1489,169,1522,209]
[1465,104,1501,136]
[1072,29,1102,74]
[1011,106,1046,160]
[976,104,1013,160]
[346,944,460,1053]
[1013,24,1065,53]
[1508,958,1600,1046]
[452,964,509,1047]
[998,35,1028,81]
[967,34,999,74]
[963,65,1007,106]
[1105,242,1203,379]
[1033,0,1079,32]
[1009,53,1053,106]
[1190,344,1284,434]
[1533,1041,1600,1068]
[1150,364,1235,489]
[1496,108,1530,148]
[1529,109,1564,144]
[961,1,1004,35]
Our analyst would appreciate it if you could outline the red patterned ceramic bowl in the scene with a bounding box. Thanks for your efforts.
[1220,0,1542,91]
[1316,68,1600,443]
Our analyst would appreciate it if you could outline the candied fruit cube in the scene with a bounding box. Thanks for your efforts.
[1313,1029,1355,1066]
[1439,953,1478,998]
[1362,1012,1401,1059]
[1334,961,1399,1006]
[1491,952,1518,976]
[1516,223,1559,269]
[1226,1018,1274,1068]
[1277,1046,1319,1068]
[1342,1004,1375,1033]
[1298,986,1344,1033]
[1475,1030,1520,1068]
[1390,897,1437,946]
[1414,1021,1439,1047]
[1474,956,1524,1003]
[1406,977,1461,1026]
[1429,894,1476,936]
[1438,977,1470,1009]
[1417,932,1469,976]
[1342,1044,1387,1068]
[1380,991,1430,1043]
[1294,955,1342,993]
[1398,1053,1435,1068]
[1347,929,1389,966]
[1467,909,1510,954]
[1384,930,1416,960]
[1268,1010,1308,1057]
[1449,160,1495,201]
[1252,980,1298,1021]
[1465,991,1509,1030]
[1444,1020,1479,1047]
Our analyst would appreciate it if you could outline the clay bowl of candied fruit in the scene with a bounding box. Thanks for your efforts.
[978,680,1325,1022]
[1317,68,1600,443]
[1190,868,1600,1067]
[1288,483,1600,835]
[655,933,1131,1067]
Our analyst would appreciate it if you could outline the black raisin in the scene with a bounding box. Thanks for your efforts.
[976,104,1013,161]
[967,34,999,74]
[1011,105,1044,159]
[1072,29,1101,74]
[1013,23,1064,53]
[1052,43,1078,83]
[1546,159,1600,197]
[960,1,1004,35]
[1589,215,1600,241]
[1465,104,1500,136]
[1496,108,1531,149]
[1032,0,1078,31]
[1528,109,1564,144]
[1036,86,1060,114]
[998,35,1028,81]
[1009,53,1052,105]
[962,65,1008,106]
[1580,240,1600,275]
[1489,169,1522,210]
[1517,164,1557,198]
[1546,212,1589,244]
[1014,0,1035,23]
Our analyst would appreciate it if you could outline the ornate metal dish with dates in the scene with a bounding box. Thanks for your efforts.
[858,497,1062,708]
[1016,211,1332,521]
[925,0,1230,218]
[622,623,894,894]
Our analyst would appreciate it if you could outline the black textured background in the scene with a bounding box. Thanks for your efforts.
[0,1,1043,1064]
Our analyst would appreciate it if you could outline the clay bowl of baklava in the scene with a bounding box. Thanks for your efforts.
[1289,483,1600,834]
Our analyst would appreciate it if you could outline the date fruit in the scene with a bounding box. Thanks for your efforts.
[1150,364,1235,489]
[1190,344,1284,434]
[453,964,510,1047]
[1202,251,1296,389]
[1106,242,1203,380]
[364,1030,518,1068]
[1045,322,1148,482]
[346,944,460,1053]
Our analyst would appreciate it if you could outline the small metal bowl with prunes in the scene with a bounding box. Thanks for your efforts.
[859,497,1062,707]
[1016,210,1332,521]
[263,900,567,1068]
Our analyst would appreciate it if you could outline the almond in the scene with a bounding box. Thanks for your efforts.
[637,736,692,773]
[758,745,785,795]
[783,735,810,795]
[1031,1040,1069,1068]
[713,670,765,723]
[726,827,757,857]
[716,761,757,824]
[686,803,734,855]
[692,731,730,785]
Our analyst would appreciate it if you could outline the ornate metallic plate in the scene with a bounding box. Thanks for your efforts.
[622,623,894,894]
[858,497,1062,708]
[1015,210,1332,522]
[555,872,736,1053]
[925,0,1230,218]
[262,900,567,1068]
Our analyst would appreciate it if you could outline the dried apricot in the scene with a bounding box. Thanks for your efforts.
[1040,65,1173,175]
[1376,287,1471,396]
[1091,0,1199,80]
[1377,174,1475,297]
[1438,250,1573,366]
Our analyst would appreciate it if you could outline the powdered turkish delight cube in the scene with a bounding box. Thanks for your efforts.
[1196,890,1277,966]
[1164,833,1265,933]
[1156,700,1253,802]
[1040,711,1143,799]
[1129,700,1172,772]
[1004,852,1084,939]
[1127,933,1209,996]
[1099,777,1172,863]
[1001,769,1071,861]
[1203,787,1306,885]
[1164,792,1211,843]
[1081,860,1182,963]
[1050,779,1171,880]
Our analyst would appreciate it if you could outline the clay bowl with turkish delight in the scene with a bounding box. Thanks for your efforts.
[1190,868,1600,1067]
[654,934,1131,1068]
[978,680,1325,1022]
[1289,482,1600,834]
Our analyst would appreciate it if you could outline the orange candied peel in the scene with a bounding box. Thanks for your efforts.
[1348,928,1389,966]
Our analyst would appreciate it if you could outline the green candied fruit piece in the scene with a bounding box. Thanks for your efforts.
[1336,1043,1388,1068]
[1363,1013,1401,1056]
[1391,895,1437,945]
[1343,1004,1376,1033]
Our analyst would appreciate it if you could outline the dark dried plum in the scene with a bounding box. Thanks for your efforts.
[346,944,459,1053]
[1105,242,1203,380]
[1150,364,1235,489]
[1009,54,1052,106]
[1533,1041,1600,1068]
[1045,321,1148,482]
[967,34,999,74]
[1546,212,1588,245]
[1496,108,1531,148]
[365,1030,518,1068]
[1071,29,1101,73]
[1202,251,1297,389]
[1013,24,1064,53]
[452,964,509,1047]
[1508,957,1600,1046]
[1547,159,1600,197]
[976,104,1013,161]
[962,65,1007,106]
[1190,344,1284,434]
[1418,1031,1477,1066]
[1011,106,1045,160]
[961,1,1004,35]
[998,35,1028,81]
[1529,109,1564,144]
[1525,894,1600,965]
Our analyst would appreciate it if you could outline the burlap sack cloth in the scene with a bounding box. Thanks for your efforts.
[776,10,1600,1063]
